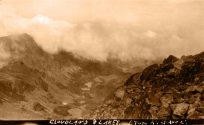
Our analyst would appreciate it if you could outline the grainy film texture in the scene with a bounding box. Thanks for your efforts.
[0,0,203,120]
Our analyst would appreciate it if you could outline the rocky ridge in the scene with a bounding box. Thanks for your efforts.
[91,52,204,119]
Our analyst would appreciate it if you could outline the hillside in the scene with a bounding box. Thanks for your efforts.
[91,52,204,119]
[0,34,132,119]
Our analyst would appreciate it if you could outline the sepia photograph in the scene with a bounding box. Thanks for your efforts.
[0,0,204,124]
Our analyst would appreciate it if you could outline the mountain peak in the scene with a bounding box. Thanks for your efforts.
[0,33,44,58]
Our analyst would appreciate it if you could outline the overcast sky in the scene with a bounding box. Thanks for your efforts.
[0,0,204,61]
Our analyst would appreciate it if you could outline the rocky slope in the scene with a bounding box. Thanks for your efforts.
[91,52,204,119]
[0,34,134,119]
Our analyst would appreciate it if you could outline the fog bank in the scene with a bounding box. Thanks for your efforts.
[0,0,204,62]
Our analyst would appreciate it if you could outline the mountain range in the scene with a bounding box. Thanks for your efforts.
[0,33,135,119]
[0,33,203,120]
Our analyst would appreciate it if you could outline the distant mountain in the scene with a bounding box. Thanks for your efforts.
[0,33,137,119]
[91,52,204,119]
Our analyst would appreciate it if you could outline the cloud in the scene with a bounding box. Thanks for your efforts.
[0,0,204,63]
[144,30,157,38]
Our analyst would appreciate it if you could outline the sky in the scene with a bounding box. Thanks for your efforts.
[0,0,204,62]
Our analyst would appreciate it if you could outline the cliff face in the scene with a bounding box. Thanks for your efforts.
[91,52,204,119]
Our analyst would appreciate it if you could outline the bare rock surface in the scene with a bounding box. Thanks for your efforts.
[90,52,204,119]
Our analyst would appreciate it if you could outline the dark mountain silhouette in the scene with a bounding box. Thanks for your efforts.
[91,52,204,119]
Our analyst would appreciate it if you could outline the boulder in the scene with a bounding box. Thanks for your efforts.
[197,107,204,113]
[187,103,199,117]
[157,107,171,118]
[160,94,174,108]
[187,111,204,119]
[148,106,159,118]
[186,93,201,104]
[171,103,189,116]
[159,63,174,72]
[163,55,179,64]
[185,85,204,93]
[180,60,202,83]
[140,64,158,81]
